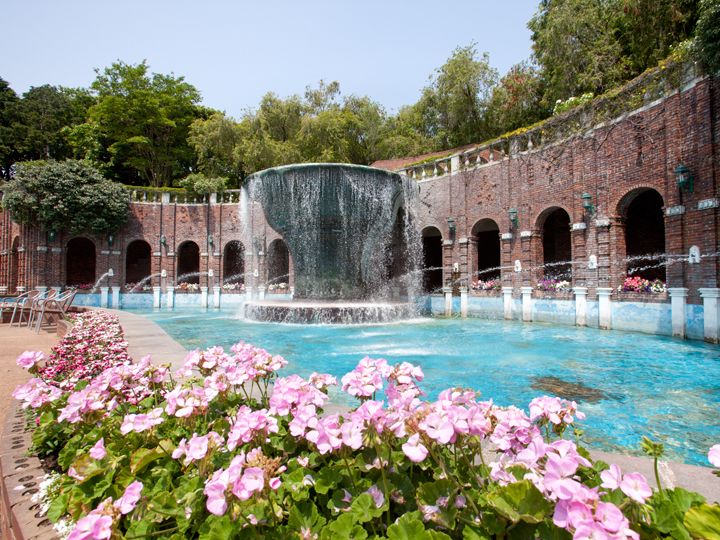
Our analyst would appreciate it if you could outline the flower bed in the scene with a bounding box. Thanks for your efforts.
[267,282,289,294]
[222,283,246,293]
[470,280,501,296]
[176,282,200,293]
[616,277,668,303]
[123,283,151,293]
[11,323,720,539]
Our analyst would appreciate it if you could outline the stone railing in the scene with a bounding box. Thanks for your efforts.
[398,60,700,181]
[129,187,209,204]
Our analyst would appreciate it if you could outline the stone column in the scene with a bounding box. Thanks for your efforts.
[213,285,221,308]
[521,286,533,322]
[460,286,468,318]
[100,286,109,308]
[668,287,689,339]
[153,286,161,309]
[200,286,209,309]
[597,287,613,330]
[573,287,588,327]
[502,286,513,320]
[443,286,452,316]
[699,288,720,343]
[111,286,120,309]
[35,286,48,295]
[167,286,175,309]
[258,285,266,300]
[245,285,255,300]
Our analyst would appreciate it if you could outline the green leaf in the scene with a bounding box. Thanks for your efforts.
[47,492,69,523]
[486,480,552,524]
[350,493,385,522]
[130,446,166,475]
[684,504,720,540]
[387,512,430,540]
[198,514,235,540]
[416,479,457,529]
[320,513,368,540]
[288,501,327,533]
[649,488,705,540]
[69,454,106,484]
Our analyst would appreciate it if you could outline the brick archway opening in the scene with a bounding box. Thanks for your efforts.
[267,239,289,286]
[421,226,443,293]
[66,238,96,287]
[9,236,19,293]
[623,189,666,281]
[540,208,572,279]
[125,240,151,285]
[177,241,200,284]
[223,241,245,284]
[472,219,500,281]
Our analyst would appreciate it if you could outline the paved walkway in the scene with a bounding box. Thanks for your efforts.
[0,315,718,502]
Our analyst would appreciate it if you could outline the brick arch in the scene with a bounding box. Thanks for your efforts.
[176,241,200,284]
[534,204,572,231]
[125,239,152,285]
[223,240,245,284]
[470,218,501,281]
[615,185,665,219]
[267,238,290,285]
[616,187,666,281]
[421,226,443,292]
[9,236,20,293]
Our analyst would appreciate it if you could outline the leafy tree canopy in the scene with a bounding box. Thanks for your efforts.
[67,60,205,187]
[1,160,130,235]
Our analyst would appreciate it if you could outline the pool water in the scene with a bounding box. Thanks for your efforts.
[131,308,720,466]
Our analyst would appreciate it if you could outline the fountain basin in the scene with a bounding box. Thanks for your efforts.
[244,299,417,324]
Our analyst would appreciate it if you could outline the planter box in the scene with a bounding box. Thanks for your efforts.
[470,290,501,297]
[616,291,668,303]
[534,290,573,300]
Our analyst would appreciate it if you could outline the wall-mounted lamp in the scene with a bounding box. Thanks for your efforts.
[160,235,167,249]
[508,208,519,229]
[107,234,114,246]
[47,230,57,242]
[581,193,595,216]
[447,217,456,234]
[675,163,694,193]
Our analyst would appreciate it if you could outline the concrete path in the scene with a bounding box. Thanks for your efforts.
[104,308,188,370]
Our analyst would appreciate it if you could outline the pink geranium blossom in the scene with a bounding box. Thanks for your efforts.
[708,444,720,467]
[402,433,428,463]
[67,513,113,540]
[114,481,143,514]
[89,438,106,460]
[16,350,44,370]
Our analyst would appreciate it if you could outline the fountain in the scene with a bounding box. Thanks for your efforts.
[244,163,421,323]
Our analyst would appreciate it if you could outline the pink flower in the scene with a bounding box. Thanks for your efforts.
[600,464,623,490]
[204,469,230,516]
[402,434,428,463]
[16,350,44,370]
[67,513,113,540]
[114,481,143,514]
[620,472,652,503]
[419,411,454,444]
[709,444,720,467]
[366,485,385,508]
[120,408,164,434]
[89,438,106,460]
[232,467,265,500]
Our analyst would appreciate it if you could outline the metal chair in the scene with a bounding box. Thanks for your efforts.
[9,290,42,326]
[33,289,77,333]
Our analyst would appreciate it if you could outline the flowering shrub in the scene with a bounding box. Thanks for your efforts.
[618,276,667,294]
[12,336,720,539]
[222,282,246,292]
[123,282,151,292]
[177,282,200,292]
[536,278,571,292]
[471,279,501,291]
[73,282,95,291]
[267,282,288,293]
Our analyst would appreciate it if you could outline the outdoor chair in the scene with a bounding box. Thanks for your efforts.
[27,288,57,328]
[33,289,77,333]
[8,290,42,326]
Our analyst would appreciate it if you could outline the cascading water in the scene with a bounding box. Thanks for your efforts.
[245,163,421,323]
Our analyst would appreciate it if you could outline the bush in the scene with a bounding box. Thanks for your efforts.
[177,173,228,196]
[1,160,130,235]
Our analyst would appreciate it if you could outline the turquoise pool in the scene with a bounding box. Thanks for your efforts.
[131,308,720,466]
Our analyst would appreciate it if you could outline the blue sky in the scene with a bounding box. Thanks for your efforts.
[2,0,540,119]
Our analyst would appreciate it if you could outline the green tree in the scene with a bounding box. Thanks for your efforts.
[616,0,698,74]
[69,61,204,187]
[188,112,244,186]
[16,85,91,161]
[488,61,549,135]
[1,160,130,235]
[529,0,629,106]
[415,44,499,148]
[0,77,21,179]
[695,0,720,73]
